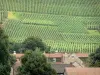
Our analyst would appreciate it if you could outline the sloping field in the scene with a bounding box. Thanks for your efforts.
[4,12,100,53]
[0,0,100,53]
[0,0,100,16]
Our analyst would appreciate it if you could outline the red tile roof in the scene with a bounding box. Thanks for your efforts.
[12,53,89,59]
[45,53,89,58]
[45,53,63,58]
[76,53,88,57]
[12,53,63,58]
[65,67,100,75]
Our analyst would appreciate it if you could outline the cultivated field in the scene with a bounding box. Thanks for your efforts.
[0,0,100,53]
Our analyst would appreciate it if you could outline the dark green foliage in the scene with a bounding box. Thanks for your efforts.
[89,47,100,67]
[0,28,11,75]
[0,28,9,64]
[9,55,16,67]
[18,51,57,75]
[9,37,50,53]
[9,42,22,53]
[0,64,11,75]
[22,36,49,52]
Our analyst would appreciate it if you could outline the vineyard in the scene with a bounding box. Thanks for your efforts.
[0,0,100,53]
[0,0,100,16]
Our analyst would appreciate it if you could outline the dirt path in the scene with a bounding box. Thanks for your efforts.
[10,59,21,75]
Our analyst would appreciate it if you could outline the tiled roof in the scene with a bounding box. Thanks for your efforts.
[12,53,63,58]
[45,53,88,58]
[76,53,88,57]
[12,53,89,59]
[45,53,63,58]
[65,67,100,75]
[51,64,70,73]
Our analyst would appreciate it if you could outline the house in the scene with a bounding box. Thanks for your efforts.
[13,53,88,67]
[44,53,64,63]
[63,53,85,67]
[64,67,100,75]
[45,53,88,67]
[11,53,89,75]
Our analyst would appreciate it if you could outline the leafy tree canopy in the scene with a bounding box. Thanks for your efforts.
[0,28,11,75]
[9,55,16,67]
[89,47,100,67]
[0,64,11,75]
[0,28,9,64]
[22,36,50,52]
[18,50,57,75]
[9,42,22,53]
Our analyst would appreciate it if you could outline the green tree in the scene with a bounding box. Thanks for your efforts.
[0,64,11,75]
[9,42,22,53]
[9,55,16,67]
[89,47,100,67]
[0,28,11,75]
[22,36,50,52]
[18,51,57,75]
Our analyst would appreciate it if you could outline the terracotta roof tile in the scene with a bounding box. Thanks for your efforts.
[45,53,63,58]
[75,53,88,57]
[65,68,100,75]
[12,53,89,59]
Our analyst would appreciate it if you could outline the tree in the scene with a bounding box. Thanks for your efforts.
[9,42,22,53]
[22,36,50,52]
[0,28,11,75]
[9,55,16,67]
[89,47,100,67]
[18,51,57,75]
[0,64,11,75]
